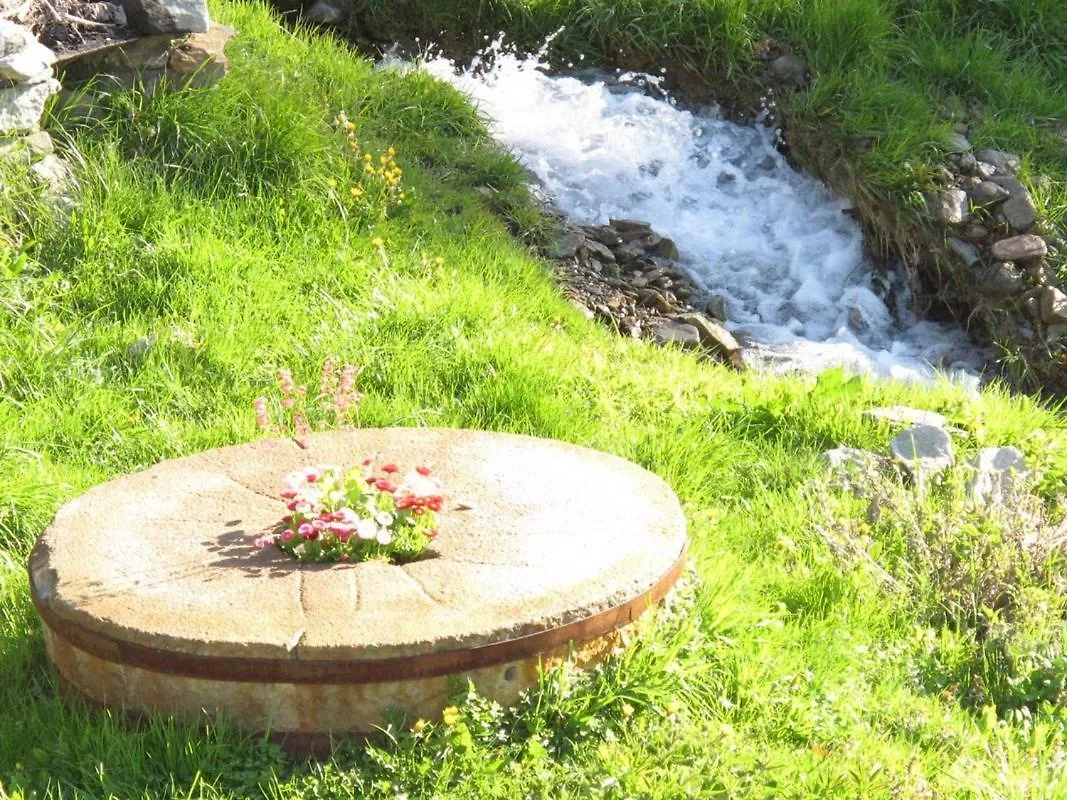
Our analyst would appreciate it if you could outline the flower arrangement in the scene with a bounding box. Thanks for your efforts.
[255,461,443,563]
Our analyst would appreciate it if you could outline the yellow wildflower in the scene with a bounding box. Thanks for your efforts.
[326,178,337,188]
[441,706,461,726]
[371,237,384,248]
[412,718,429,734]
[363,153,372,162]
[387,147,396,157]
[434,256,444,266]
[350,186,363,197]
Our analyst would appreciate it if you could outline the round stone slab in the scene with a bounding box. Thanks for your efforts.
[29,428,686,753]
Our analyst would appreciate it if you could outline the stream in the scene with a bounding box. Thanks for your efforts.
[417,45,986,386]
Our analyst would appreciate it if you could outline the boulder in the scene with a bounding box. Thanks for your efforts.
[977,262,1025,298]
[927,189,969,224]
[0,74,60,134]
[123,0,209,35]
[967,447,1028,506]
[705,294,728,322]
[0,21,56,82]
[990,235,1047,262]
[890,424,954,478]
[546,231,584,259]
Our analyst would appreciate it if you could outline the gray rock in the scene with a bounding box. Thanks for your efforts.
[127,333,158,363]
[968,181,1010,206]
[948,237,981,267]
[123,0,208,34]
[990,175,1027,197]
[673,312,743,368]
[977,262,1025,298]
[546,231,584,259]
[30,153,72,189]
[990,234,1047,262]
[1047,324,1067,343]
[581,239,616,263]
[967,447,1027,506]
[974,149,1020,175]
[768,53,808,86]
[962,223,989,242]
[1001,191,1037,232]
[865,406,947,429]
[705,294,728,322]
[890,424,954,478]
[927,189,969,224]
[614,242,646,264]
[945,132,971,153]
[24,129,53,155]
[0,21,56,82]
[609,218,652,234]
[306,0,345,24]
[654,236,679,260]
[1038,287,1067,326]
[0,74,60,134]
[958,152,978,173]
[973,161,997,179]
[652,320,700,349]
[168,24,234,87]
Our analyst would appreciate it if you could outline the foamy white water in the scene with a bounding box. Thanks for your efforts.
[420,49,985,385]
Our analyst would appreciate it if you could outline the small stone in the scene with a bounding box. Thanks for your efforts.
[958,153,977,173]
[608,218,652,234]
[0,21,56,82]
[306,0,344,24]
[24,129,53,155]
[890,424,954,478]
[967,447,1028,506]
[990,234,1047,262]
[671,312,743,368]
[974,149,1021,175]
[968,181,1010,206]
[614,242,646,264]
[1038,287,1067,326]
[927,189,969,224]
[1025,263,1049,285]
[865,406,947,429]
[990,175,1026,197]
[1047,325,1067,343]
[570,300,594,320]
[652,320,701,349]
[973,161,997,179]
[1001,191,1037,232]
[977,262,1025,298]
[768,53,808,86]
[962,224,989,242]
[944,132,971,153]
[947,237,981,267]
[636,288,674,314]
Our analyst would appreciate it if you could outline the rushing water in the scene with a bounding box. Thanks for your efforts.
[418,47,985,385]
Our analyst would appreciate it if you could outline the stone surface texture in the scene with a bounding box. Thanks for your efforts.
[0,20,56,81]
[123,0,209,34]
[0,74,60,133]
[967,446,1028,506]
[990,234,1047,262]
[890,424,955,477]
[30,430,687,741]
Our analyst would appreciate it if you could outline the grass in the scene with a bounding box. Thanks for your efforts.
[349,0,1067,389]
[0,2,1066,797]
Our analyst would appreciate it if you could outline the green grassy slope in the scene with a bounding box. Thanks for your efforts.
[0,3,1066,797]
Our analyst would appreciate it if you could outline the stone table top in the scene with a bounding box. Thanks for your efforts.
[29,429,687,665]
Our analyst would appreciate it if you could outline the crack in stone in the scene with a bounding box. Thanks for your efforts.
[396,567,454,611]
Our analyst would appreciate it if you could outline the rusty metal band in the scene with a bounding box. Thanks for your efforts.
[31,548,685,685]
